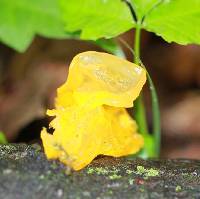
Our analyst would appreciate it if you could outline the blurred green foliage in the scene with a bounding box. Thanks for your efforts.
[0,0,70,52]
[0,132,7,144]
[0,0,120,53]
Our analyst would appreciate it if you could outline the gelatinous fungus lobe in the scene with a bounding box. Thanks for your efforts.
[41,51,146,170]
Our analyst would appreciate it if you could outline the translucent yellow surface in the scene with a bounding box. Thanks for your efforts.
[41,51,146,170]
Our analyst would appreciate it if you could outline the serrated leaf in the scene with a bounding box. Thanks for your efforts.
[60,0,135,40]
[0,0,72,52]
[143,0,200,45]
[130,0,161,20]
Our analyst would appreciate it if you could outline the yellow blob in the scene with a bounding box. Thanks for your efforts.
[41,51,146,170]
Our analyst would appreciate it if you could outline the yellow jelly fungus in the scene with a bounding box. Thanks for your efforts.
[41,51,146,170]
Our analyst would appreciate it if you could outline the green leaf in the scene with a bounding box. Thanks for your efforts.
[0,0,72,52]
[60,0,135,40]
[143,0,200,45]
[60,0,200,45]
[130,0,161,21]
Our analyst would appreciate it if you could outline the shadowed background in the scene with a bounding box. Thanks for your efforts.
[0,29,199,158]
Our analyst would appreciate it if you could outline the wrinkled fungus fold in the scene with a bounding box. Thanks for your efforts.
[41,51,146,170]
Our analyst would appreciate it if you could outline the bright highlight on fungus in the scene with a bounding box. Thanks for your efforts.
[41,51,146,170]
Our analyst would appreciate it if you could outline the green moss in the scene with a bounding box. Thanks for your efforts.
[129,179,134,185]
[65,167,72,175]
[87,167,109,175]
[31,144,42,153]
[87,168,95,174]
[39,175,45,180]
[136,166,159,177]
[3,169,12,175]
[175,185,182,192]
[182,172,196,181]
[145,168,159,177]
[110,167,120,174]
[50,162,58,170]
[136,166,146,175]
[87,166,119,175]
[109,174,122,180]
[95,167,109,175]
[126,169,133,174]
[139,188,145,192]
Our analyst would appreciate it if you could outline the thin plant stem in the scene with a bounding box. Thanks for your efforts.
[146,72,160,156]
[134,29,161,156]
[121,0,161,157]
[134,25,149,136]
[118,37,161,157]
